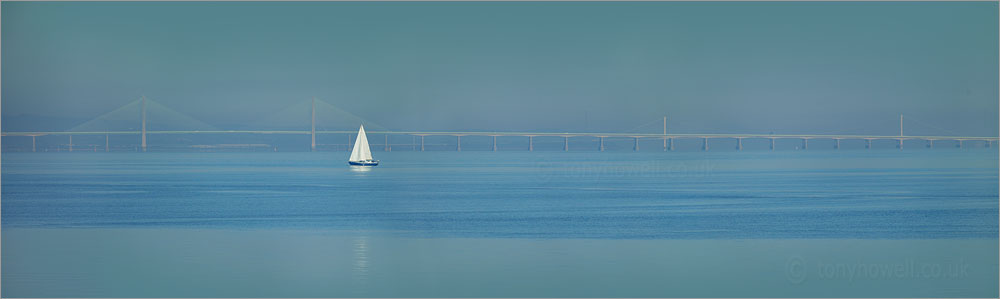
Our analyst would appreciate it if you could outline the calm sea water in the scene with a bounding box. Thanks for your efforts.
[2,150,998,297]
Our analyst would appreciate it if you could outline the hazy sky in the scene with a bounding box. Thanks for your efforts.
[2,2,997,136]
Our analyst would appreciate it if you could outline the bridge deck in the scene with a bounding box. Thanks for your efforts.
[2,130,997,141]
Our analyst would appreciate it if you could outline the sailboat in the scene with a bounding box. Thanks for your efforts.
[348,125,379,166]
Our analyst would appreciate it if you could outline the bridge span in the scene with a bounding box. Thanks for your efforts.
[2,97,996,152]
[3,129,997,152]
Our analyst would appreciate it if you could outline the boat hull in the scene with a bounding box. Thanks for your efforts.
[348,160,379,166]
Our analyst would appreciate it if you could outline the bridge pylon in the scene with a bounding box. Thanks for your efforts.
[141,96,146,152]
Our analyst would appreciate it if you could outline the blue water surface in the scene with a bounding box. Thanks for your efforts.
[3,150,998,238]
[2,150,998,297]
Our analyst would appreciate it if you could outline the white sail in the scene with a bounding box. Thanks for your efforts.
[349,125,373,162]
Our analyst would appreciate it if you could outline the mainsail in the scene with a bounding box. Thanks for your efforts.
[349,125,373,162]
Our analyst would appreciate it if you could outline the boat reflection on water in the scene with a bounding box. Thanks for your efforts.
[349,165,373,173]
[353,235,369,281]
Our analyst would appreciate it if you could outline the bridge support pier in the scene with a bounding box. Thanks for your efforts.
[986,140,992,148]
[347,134,352,151]
[421,136,425,151]
[69,135,73,152]
[865,139,872,149]
[834,139,840,149]
[493,136,497,152]
[927,140,934,149]
[770,138,775,151]
[957,140,963,149]
[385,135,390,152]
[736,138,743,151]
[662,137,667,152]
[668,138,674,151]
[106,134,109,152]
[802,138,808,150]
[457,136,462,151]
[633,137,639,152]
[897,139,903,150]
[32,136,36,152]
[599,137,604,152]
[564,137,569,152]
[702,138,709,151]
[528,136,533,151]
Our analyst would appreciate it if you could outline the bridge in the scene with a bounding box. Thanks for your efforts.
[2,96,997,152]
